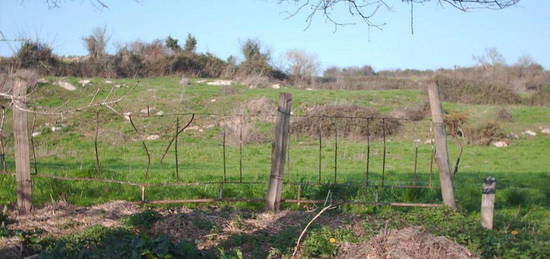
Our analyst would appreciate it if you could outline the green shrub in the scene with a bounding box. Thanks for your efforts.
[302,227,356,258]
[121,210,161,231]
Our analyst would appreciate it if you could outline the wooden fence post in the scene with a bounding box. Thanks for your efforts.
[428,82,457,209]
[265,93,292,211]
[481,177,496,230]
[12,73,32,213]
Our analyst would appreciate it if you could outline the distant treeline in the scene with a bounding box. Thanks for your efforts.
[0,31,548,105]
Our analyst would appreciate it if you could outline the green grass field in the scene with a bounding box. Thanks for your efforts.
[0,76,548,257]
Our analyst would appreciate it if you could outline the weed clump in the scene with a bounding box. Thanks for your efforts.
[291,104,401,138]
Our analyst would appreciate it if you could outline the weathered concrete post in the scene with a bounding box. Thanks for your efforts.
[481,177,496,230]
[266,93,292,211]
[428,82,457,209]
[12,71,33,213]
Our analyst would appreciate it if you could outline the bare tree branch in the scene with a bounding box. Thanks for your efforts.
[281,0,519,30]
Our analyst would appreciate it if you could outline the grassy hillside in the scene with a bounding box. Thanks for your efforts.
[0,76,549,258]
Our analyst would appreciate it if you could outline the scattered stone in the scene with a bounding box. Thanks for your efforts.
[305,88,313,91]
[105,80,113,84]
[50,126,62,132]
[114,84,121,88]
[424,138,435,144]
[179,77,191,86]
[146,135,160,141]
[32,132,41,137]
[414,139,421,143]
[155,111,164,116]
[37,78,48,84]
[205,124,215,129]
[196,79,208,84]
[491,141,508,148]
[540,128,550,135]
[207,80,232,86]
[271,84,281,89]
[508,133,519,139]
[211,99,216,102]
[523,130,537,136]
[78,79,91,86]
[184,126,200,132]
[55,81,76,91]
[140,107,155,114]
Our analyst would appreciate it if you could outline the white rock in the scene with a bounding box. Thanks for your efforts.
[523,130,537,136]
[271,84,281,89]
[123,112,132,121]
[207,80,232,86]
[155,111,164,116]
[305,88,313,91]
[424,138,435,144]
[211,99,216,102]
[541,128,550,135]
[492,141,508,148]
[146,135,160,141]
[51,126,62,132]
[105,80,113,84]
[79,79,91,86]
[198,129,204,132]
[32,132,41,137]
[37,78,48,84]
[184,126,200,132]
[140,107,155,114]
[414,139,421,143]
[196,79,208,84]
[179,77,191,85]
[114,84,121,88]
[205,124,215,129]
[55,81,76,91]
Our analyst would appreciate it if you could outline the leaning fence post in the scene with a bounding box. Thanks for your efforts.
[12,72,33,213]
[265,93,292,211]
[428,82,457,209]
[481,177,496,230]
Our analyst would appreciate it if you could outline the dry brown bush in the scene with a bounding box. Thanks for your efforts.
[391,102,430,121]
[290,104,401,138]
[436,76,521,105]
[444,111,468,137]
[238,97,276,121]
[221,116,268,145]
[464,121,506,145]
[497,108,513,122]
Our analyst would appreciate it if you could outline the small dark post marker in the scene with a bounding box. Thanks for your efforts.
[481,177,496,230]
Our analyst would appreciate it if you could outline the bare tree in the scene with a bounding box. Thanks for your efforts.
[83,26,110,59]
[286,49,319,86]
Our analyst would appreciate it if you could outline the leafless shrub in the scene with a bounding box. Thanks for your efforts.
[436,76,521,105]
[464,121,506,145]
[239,73,271,89]
[83,26,110,60]
[391,102,430,121]
[291,104,401,138]
[237,97,276,122]
[444,111,468,137]
[286,49,319,87]
[496,108,513,122]
[221,116,268,145]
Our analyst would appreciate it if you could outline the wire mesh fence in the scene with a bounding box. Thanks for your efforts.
[0,100,443,206]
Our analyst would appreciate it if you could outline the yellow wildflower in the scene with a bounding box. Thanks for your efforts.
[511,230,519,235]
[329,238,337,244]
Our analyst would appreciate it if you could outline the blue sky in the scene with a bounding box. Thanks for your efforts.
[0,0,549,71]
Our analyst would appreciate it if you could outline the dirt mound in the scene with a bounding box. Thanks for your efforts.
[291,104,401,138]
[337,227,478,259]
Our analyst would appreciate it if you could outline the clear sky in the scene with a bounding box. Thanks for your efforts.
[0,0,549,71]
